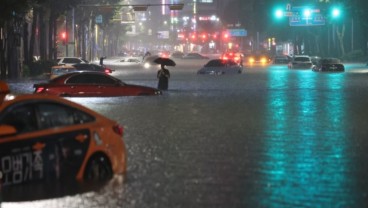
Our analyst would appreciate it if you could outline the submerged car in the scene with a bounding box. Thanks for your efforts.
[182,53,209,60]
[312,58,345,72]
[72,63,113,74]
[288,55,313,69]
[57,57,89,66]
[49,65,78,79]
[245,54,272,66]
[197,59,243,75]
[0,92,127,186]
[34,71,162,97]
[273,55,291,64]
[220,52,244,66]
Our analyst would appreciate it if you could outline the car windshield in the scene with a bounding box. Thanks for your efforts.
[66,73,117,84]
[294,57,310,62]
[320,58,340,64]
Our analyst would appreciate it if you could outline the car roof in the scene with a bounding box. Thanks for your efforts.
[0,93,108,120]
[51,65,76,69]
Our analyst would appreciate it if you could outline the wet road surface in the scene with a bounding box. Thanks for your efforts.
[3,61,368,207]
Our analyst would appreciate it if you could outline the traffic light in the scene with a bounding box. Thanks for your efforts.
[331,7,341,18]
[274,9,284,19]
[303,8,312,18]
[60,32,67,45]
[223,33,229,40]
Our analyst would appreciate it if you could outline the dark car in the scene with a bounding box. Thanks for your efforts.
[245,54,272,66]
[170,51,185,59]
[312,58,345,72]
[182,53,209,59]
[220,52,244,66]
[72,63,113,74]
[34,72,162,97]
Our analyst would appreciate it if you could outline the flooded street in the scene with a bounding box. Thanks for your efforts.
[3,62,368,207]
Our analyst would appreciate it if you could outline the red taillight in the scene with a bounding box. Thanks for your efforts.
[113,124,124,137]
[35,87,45,93]
[104,68,112,74]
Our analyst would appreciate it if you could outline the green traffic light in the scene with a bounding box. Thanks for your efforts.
[332,8,341,18]
[275,9,283,19]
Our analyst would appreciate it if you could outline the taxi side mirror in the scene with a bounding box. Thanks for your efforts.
[0,125,17,137]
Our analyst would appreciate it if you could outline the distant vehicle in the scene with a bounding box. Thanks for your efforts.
[288,55,313,69]
[142,55,160,69]
[220,52,244,65]
[197,59,243,75]
[34,72,162,97]
[182,53,209,60]
[312,58,345,72]
[0,92,127,186]
[273,55,291,64]
[119,58,141,63]
[49,65,78,79]
[57,57,89,66]
[310,56,322,65]
[245,54,272,66]
[170,51,185,59]
[157,51,171,58]
[72,63,113,74]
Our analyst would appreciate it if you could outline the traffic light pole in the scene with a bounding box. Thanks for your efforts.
[65,13,68,57]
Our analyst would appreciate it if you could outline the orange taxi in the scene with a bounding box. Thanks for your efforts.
[0,83,127,186]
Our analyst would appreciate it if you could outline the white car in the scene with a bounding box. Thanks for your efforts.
[57,57,89,66]
[197,59,243,75]
[288,55,313,69]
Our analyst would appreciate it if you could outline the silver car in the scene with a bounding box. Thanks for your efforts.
[197,59,243,75]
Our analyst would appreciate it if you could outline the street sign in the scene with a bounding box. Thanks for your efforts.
[284,12,293,17]
[289,13,325,26]
[228,29,247,37]
[289,7,325,26]
[95,15,103,24]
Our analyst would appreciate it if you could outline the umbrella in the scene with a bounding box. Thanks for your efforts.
[153,57,176,66]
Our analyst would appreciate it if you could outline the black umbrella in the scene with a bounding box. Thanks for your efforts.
[153,57,176,66]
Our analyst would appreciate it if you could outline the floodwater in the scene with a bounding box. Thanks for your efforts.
[3,61,368,207]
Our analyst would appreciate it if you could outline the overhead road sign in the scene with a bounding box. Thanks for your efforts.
[228,29,247,37]
[289,6,325,26]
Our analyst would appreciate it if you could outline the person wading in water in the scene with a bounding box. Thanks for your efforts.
[157,64,170,90]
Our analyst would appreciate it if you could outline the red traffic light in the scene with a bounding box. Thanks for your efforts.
[61,32,67,40]
[60,32,67,45]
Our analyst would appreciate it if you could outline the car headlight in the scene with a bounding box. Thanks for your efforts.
[144,63,150,69]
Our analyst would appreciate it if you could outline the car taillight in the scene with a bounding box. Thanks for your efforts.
[104,68,112,73]
[35,87,45,93]
[113,124,124,137]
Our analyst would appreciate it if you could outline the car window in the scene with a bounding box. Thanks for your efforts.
[0,104,38,134]
[66,74,116,84]
[37,102,95,129]
[294,57,310,62]
[73,64,92,71]
[51,67,76,76]
[227,60,238,66]
[205,60,224,67]
[63,58,81,64]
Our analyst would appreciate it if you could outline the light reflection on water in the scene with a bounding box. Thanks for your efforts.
[261,69,354,207]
